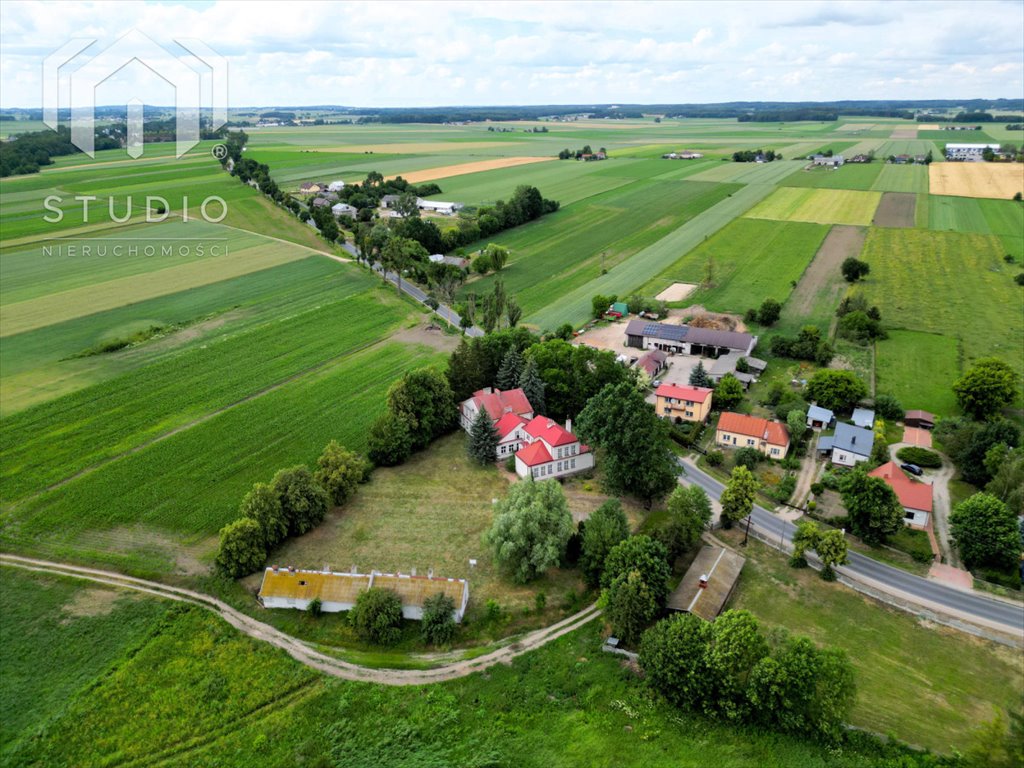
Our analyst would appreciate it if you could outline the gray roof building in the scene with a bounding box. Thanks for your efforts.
[851,408,875,429]
[831,422,874,458]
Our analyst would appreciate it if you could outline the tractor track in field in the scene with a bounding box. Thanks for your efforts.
[0,554,603,687]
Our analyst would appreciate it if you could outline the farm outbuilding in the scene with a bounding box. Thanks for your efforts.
[806,404,834,429]
[904,410,935,430]
[258,567,470,622]
[624,320,757,358]
[667,545,745,621]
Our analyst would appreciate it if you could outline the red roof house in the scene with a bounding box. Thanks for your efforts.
[869,461,933,527]
[715,412,790,458]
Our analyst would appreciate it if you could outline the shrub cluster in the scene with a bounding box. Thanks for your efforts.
[895,446,942,468]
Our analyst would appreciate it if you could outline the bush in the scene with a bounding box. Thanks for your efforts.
[887,527,935,564]
[706,450,724,467]
[308,597,323,617]
[807,500,817,511]
[874,393,904,422]
[421,593,457,645]
[757,298,781,326]
[733,447,763,471]
[504,455,517,473]
[895,446,942,468]
[810,482,825,496]
[977,567,1022,590]
[769,473,797,503]
[351,588,403,645]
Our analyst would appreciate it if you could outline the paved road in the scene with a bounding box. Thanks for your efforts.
[678,459,1024,635]
[0,553,598,685]
[340,242,483,337]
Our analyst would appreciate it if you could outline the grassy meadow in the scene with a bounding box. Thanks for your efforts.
[3,564,992,768]
[746,187,881,226]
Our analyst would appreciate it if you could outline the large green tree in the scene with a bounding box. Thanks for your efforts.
[950,493,1019,572]
[239,481,287,549]
[815,528,849,581]
[953,358,1018,420]
[659,485,712,560]
[387,367,456,449]
[579,499,630,587]
[314,441,369,506]
[639,612,713,710]
[986,446,1024,515]
[604,570,659,645]
[713,374,745,411]
[350,588,403,645]
[839,467,904,545]
[576,381,679,505]
[525,339,630,421]
[215,518,266,578]
[719,465,758,529]
[420,593,456,646]
[272,466,331,537]
[486,479,573,583]
[705,609,769,721]
[367,411,413,467]
[805,369,868,412]
[467,407,499,465]
[601,535,672,606]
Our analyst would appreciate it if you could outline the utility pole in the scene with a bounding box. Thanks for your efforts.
[742,514,752,546]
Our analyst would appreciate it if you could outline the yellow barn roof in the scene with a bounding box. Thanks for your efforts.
[258,568,467,609]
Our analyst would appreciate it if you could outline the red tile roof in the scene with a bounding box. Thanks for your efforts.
[523,416,578,447]
[493,412,527,440]
[717,412,789,447]
[470,388,533,420]
[515,440,553,467]
[655,384,713,404]
[869,462,932,512]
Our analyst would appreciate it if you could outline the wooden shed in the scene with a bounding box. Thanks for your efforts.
[904,410,935,430]
[667,546,745,621]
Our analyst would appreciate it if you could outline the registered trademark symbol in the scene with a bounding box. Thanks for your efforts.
[212,143,228,160]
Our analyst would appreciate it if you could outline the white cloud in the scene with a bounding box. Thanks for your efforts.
[0,0,1020,107]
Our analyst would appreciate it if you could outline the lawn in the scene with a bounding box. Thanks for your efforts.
[857,228,1023,383]
[723,531,1024,753]
[745,187,881,226]
[780,163,883,191]
[265,432,594,623]
[463,178,740,321]
[639,218,829,313]
[2,574,959,768]
[3,341,446,574]
[874,330,962,416]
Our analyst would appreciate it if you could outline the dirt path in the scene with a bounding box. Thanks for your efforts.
[790,450,822,510]
[0,554,601,686]
[781,224,866,325]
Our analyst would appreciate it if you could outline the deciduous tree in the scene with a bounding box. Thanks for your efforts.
[420,593,456,646]
[272,466,330,537]
[805,369,868,412]
[314,441,369,507]
[713,374,744,411]
[367,411,413,467]
[239,481,287,549]
[950,493,1019,572]
[579,499,630,587]
[387,367,456,449]
[351,587,403,645]
[953,358,1018,420]
[486,479,573,583]
[601,535,672,606]
[215,518,266,578]
[815,528,849,581]
[720,465,758,529]
[604,570,659,645]
[839,468,903,545]
[576,382,679,505]
[659,485,712,560]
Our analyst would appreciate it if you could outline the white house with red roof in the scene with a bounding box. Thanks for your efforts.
[715,412,790,459]
[514,416,594,479]
[459,387,535,459]
[868,461,933,528]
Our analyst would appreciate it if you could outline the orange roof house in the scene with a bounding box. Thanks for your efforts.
[715,412,790,458]
[869,461,933,527]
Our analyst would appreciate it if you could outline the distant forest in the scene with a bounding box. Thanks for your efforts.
[4,99,1022,127]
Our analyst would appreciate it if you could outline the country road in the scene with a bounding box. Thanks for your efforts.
[677,458,1024,639]
[0,554,599,686]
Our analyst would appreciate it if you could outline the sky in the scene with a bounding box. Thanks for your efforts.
[1,0,1022,109]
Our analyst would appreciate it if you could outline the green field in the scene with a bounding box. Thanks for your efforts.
[726,532,1023,753]
[1,567,972,767]
[857,228,1024,383]
[462,179,740,320]
[780,163,883,191]
[874,330,962,416]
[639,218,829,312]
[745,187,881,226]
[0,569,168,758]
[871,164,929,193]
[525,182,777,329]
